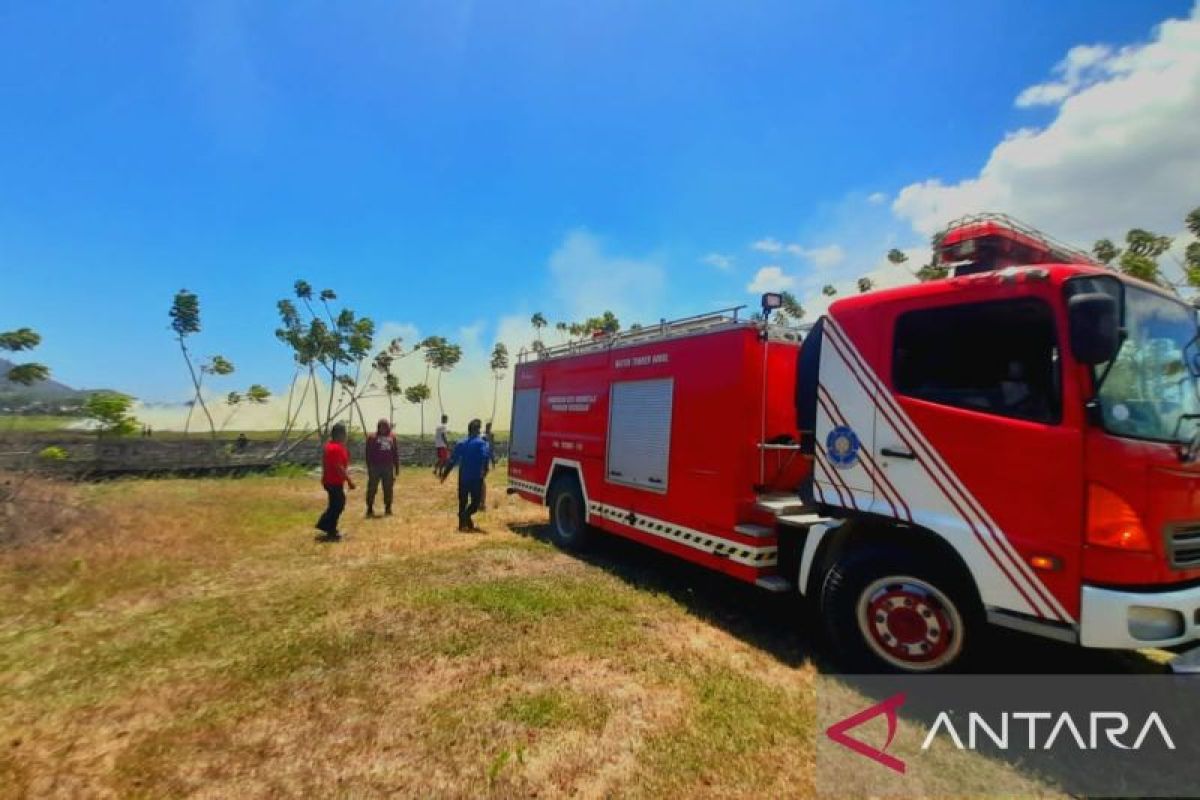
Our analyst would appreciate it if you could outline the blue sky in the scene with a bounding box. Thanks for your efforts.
[1,1,1196,423]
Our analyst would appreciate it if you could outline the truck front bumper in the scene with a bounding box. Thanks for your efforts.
[1080,583,1200,650]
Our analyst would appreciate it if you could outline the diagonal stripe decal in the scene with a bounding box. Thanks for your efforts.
[821,316,1072,623]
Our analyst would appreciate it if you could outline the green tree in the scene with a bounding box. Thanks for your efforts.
[1181,206,1200,289]
[777,291,805,326]
[1092,238,1120,266]
[0,327,49,386]
[372,338,408,425]
[83,392,139,437]
[489,342,510,423]
[422,336,463,417]
[221,384,271,431]
[1092,221,1185,289]
[404,383,432,439]
[530,312,547,344]
[274,280,376,440]
[916,263,950,282]
[821,284,837,297]
[582,311,620,335]
[857,277,874,293]
[170,290,228,439]
[886,249,908,265]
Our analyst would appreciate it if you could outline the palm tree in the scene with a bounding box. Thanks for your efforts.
[779,291,804,325]
[531,312,547,344]
[489,342,510,423]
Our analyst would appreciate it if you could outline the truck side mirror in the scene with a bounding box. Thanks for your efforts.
[1068,292,1120,366]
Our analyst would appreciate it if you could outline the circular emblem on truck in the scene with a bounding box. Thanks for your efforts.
[826,426,861,469]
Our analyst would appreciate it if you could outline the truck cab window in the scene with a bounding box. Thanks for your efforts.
[893,298,1060,423]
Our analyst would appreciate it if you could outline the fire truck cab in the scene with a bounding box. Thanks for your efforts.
[509,214,1200,673]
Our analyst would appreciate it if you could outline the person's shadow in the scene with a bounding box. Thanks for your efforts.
[506,520,1164,676]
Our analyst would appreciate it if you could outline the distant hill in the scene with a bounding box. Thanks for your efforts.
[0,358,81,398]
[0,358,111,413]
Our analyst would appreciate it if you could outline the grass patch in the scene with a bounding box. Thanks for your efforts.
[498,687,609,732]
[0,414,81,432]
[0,470,1075,797]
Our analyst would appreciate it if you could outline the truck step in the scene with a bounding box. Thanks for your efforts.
[734,523,774,538]
[777,513,830,528]
[756,575,793,593]
[755,493,809,517]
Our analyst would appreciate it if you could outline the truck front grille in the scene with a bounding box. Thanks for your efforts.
[1166,523,1200,570]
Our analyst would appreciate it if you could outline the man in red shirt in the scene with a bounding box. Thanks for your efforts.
[316,422,355,542]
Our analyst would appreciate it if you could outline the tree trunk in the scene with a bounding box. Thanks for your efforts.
[491,375,499,423]
[323,362,338,441]
[178,338,216,439]
[310,365,323,441]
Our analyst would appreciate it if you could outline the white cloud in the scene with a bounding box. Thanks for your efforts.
[796,247,924,319]
[894,4,1200,246]
[786,243,846,269]
[1015,44,1114,107]
[703,252,734,270]
[867,191,888,205]
[375,321,420,350]
[746,266,794,293]
[751,237,785,254]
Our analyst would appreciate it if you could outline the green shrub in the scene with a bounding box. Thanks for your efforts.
[267,462,310,478]
[38,445,69,461]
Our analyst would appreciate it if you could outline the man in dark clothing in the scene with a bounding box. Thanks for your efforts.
[440,418,492,532]
[365,418,400,517]
[316,422,355,542]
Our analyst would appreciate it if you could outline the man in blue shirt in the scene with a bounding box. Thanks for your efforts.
[439,418,492,531]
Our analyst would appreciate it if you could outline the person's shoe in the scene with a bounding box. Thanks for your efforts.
[315,531,342,542]
[366,509,376,518]
[384,508,393,516]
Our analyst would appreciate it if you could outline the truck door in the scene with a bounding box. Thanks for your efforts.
[867,293,1081,622]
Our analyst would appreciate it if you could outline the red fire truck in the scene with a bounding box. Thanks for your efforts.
[507,213,1200,672]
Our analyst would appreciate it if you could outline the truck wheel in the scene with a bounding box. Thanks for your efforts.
[820,547,978,673]
[547,475,591,551]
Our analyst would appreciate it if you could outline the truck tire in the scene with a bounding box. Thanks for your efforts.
[819,546,980,673]
[547,475,591,551]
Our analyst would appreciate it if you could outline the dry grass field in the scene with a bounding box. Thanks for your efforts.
[0,468,1163,798]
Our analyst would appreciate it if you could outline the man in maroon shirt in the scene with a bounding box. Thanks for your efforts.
[365,418,400,517]
[316,422,355,542]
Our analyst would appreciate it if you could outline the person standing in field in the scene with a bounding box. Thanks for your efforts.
[433,414,450,475]
[315,422,355,542]
[439,418,491,532]
[365,418,400,517]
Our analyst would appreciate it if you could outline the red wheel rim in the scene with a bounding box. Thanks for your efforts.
[857,577,961,670]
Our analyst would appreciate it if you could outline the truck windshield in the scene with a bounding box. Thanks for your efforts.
[1096,284,1200,443]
